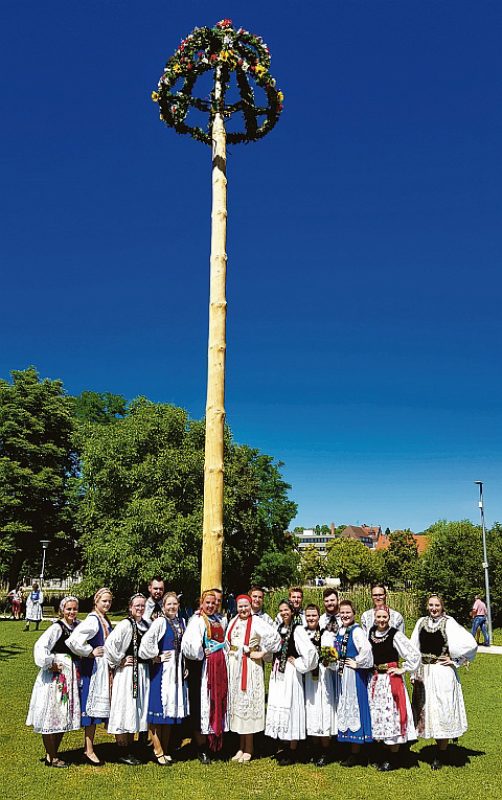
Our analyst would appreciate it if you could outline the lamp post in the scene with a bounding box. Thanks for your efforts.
[474,481,493,645]
[40,540,50,585]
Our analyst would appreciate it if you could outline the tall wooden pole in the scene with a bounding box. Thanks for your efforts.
[200,66,227,592]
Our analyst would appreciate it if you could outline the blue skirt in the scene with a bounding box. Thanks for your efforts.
[337,668,373,744]
[147,661,187,726]
[80,657,108,727]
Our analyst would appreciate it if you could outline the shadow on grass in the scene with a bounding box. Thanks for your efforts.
[418,743,485,767]
[0,642,25,661]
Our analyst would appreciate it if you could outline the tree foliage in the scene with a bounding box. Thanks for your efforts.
[325,537,382,588]
[298,544,326,584]
[383,529,419,587]
[416,520,485,620]
[76,397,297,599]
[0,367,78,585]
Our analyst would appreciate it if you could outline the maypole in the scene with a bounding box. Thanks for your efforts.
[152,20,283,592]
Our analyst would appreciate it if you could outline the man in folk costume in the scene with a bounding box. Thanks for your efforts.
[319,588,341,633]
[182,590,228,764]
[249,586,274,626]
[274,587,306,627]
[143,577,165,628]
[226,594,281,762]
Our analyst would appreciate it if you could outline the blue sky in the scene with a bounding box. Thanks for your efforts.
[1,1,501,532]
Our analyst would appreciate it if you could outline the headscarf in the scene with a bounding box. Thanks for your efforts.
[59,595,79,614]
[236,594,252,605]
[94,587,113,605]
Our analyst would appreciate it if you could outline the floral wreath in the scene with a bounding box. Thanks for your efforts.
[151,19,284,144]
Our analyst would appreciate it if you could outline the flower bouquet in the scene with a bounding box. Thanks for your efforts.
[320,646,338,665]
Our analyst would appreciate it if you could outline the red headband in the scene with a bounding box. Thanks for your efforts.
[236,594,252,604]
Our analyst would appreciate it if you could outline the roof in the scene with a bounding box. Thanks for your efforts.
[375,531,430,555]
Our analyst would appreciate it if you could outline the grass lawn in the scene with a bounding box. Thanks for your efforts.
[1,620,500,800]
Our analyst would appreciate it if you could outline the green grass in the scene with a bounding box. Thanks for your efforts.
[1,619,500,800]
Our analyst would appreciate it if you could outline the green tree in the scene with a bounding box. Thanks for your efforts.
[299,544,326,584]
[71,391,126,424]
[77,398,297,599]
[325,538,380,588]
[383,529,419,587]
[0,367,78,585]
[250,549,299,589]
[416,520,485,620]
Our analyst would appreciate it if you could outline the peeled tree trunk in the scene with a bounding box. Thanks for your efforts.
[201,69,227,593]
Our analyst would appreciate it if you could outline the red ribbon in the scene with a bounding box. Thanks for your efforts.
[226,614,253,691]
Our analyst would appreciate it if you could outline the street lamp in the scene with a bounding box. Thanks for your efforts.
[474,482,493,645]
[40,540,50,584]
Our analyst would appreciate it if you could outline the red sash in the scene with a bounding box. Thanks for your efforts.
[226,615,253,691]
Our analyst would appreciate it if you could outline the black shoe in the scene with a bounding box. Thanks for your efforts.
[378,760,393,772]
[198,750,211,765]
[341,753,363,768]
[431,757,442,771]
[315,754,329,767]
[278,751,296,767]
[118,753,142,766]
[82,753,105,767]
[45,757,69,768]
[153,753,172,766]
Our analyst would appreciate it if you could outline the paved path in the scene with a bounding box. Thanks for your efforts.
[477,644,502,654]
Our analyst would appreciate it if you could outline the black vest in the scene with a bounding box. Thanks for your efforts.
[51,621,74,656]
[369,626,399,663]
[419,626,447,657]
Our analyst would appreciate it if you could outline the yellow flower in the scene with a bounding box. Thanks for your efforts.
[219,49,235,63]
[151,91,159,102]
[277,91,284,102]
[173,63,182,74]
[255,63,266,77]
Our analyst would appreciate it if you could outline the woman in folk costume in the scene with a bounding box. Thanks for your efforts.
[26,596,81,767]
[410,594,477,770]
[104,593,150,765]
[181,589,228,764]
[367,607,420,771]
[67,587,113,766]
[335,600,374,767]
[265,599,318,766]
[24,582,44,631]
[138,592,189,766]
[303,604,339,767]
[226,594,281,763]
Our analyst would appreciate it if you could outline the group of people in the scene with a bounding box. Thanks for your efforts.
[26,579,477,772]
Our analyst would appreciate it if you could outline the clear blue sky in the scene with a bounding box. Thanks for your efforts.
[2,1,501,532]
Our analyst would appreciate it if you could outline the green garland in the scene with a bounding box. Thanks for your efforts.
[152,19,284,145]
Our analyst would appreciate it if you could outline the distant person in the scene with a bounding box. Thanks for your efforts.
[226,592,237,620]
[470,595,490,646]
[360,585,405,636]
[143,577,165,627]
[249,586,274,626]
[8,585,22,620]
[24,582,44,631]
[319,588,340,633]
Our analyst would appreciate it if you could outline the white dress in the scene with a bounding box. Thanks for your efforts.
[138,616,189,723]
[304,629,339,737]
[25,591,44,622]
[181,613,229,736]
[67,613,111,721]
[410,615,477,740]
[336,625,374,741]
[26,622,81,734]
[367,628,420,745]
[226,615,281,734]
[361,607,405,635]
[105,618,150,734]
[265,625,318,741]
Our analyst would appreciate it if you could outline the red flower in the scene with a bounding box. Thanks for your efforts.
[216,19,232,29]
[210,53,218,62]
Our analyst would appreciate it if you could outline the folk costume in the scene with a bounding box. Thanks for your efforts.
[182,610,228,751]
[410,615,477,740]
[361,607,405,636]
[265,621,317,741]
[26,618,81,734]
[226,609,281,734]
[335,624,373,744]
[367,625,420,745]
[139,615,189,725]
[67,611,112,726]
[304,627,339,738]
[143,597,164,628]
[105,617,150,734]
[25,588,44,623]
